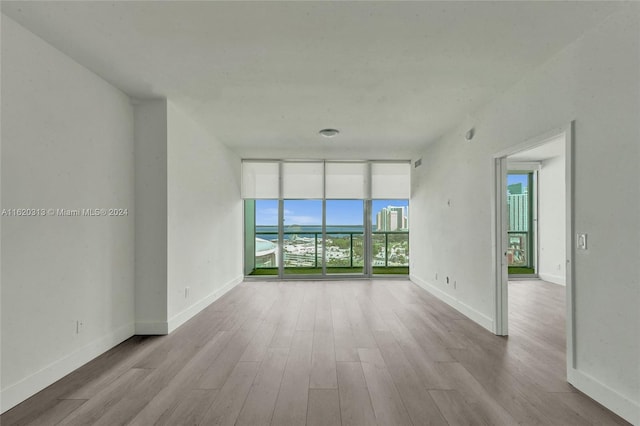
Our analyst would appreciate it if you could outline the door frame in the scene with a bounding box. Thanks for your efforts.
[491,121,575,372]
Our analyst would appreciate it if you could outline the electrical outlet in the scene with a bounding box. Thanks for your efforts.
[75,320,84,334]
[185,287,190,298]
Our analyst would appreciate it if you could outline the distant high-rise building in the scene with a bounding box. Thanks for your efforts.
[376,206,408,231]
[389,210,399,231]
[507,187,528,232]
[508,182,523,195]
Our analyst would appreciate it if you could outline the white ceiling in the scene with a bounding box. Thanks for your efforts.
[1,1,620,159]
[509,135,565,162]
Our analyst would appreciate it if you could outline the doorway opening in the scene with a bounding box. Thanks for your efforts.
[493,123,575,373]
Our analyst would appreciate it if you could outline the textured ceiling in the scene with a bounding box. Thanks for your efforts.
[1,1,620,159]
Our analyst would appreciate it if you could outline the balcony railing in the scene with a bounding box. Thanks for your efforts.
[507,231,530,267]
[255,231,409,270]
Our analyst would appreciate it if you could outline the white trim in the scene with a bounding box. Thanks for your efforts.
[0,323,134,414]
[538,272,566,286]
[134,321,169,335]
[493,125,570,159]
[564,122,576,372]
[507,161,542,171]
[491,156,509,335]
[508,275,538,281]
[167,275,243,333]
[533,169,539,275]
[567,368,639,425]
[410,275,494,332]
[492,122,574,352]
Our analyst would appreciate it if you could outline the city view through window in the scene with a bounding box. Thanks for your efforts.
[250,199,409,276]
[507,172,534,274]
[242,160,411,277]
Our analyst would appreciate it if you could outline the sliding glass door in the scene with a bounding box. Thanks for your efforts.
[283,200,323,275]
[507,172,535,275]
[251,199,279,276]
[371,200,409,275]
[326,200,365,275]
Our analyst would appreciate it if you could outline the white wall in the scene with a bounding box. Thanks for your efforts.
[166,102,243,332]
[134,100,168,334]
[132,100,244,334]
[410,5,639,423]
[1,15,135,412]
[0,16,244,413]
[537,155,566,285]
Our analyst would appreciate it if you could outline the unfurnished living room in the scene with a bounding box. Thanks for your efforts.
[1,1,639,425]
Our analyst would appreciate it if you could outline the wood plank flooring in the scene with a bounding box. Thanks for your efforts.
[1,279,630,425]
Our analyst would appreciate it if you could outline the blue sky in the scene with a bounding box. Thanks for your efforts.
[256,199,409,226]
[507,173,529,188]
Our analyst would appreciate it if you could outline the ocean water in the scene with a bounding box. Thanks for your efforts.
[256,225,364,241]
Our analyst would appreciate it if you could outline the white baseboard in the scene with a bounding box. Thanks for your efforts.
[538,272,566,286]
[0,323,134,414]
[568,368,639,425]
[134,321,169,335]
[410,274,494,332]
[167,275,243,333]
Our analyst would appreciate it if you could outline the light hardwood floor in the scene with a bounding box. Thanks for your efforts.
[1,279,630,425]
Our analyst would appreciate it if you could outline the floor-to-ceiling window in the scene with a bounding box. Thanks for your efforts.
[326,199,365,275]
[253,199,279,275]
[369,162,410,275]
[242,160,410,278]
[507,171,536,275]
[371,199,409,275]
[283,199,323,275]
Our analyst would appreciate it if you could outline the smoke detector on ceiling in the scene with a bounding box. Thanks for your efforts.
[465,128,475,141]
[319,128,339,138]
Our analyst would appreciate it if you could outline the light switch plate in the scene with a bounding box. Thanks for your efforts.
[577,233,588,250]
